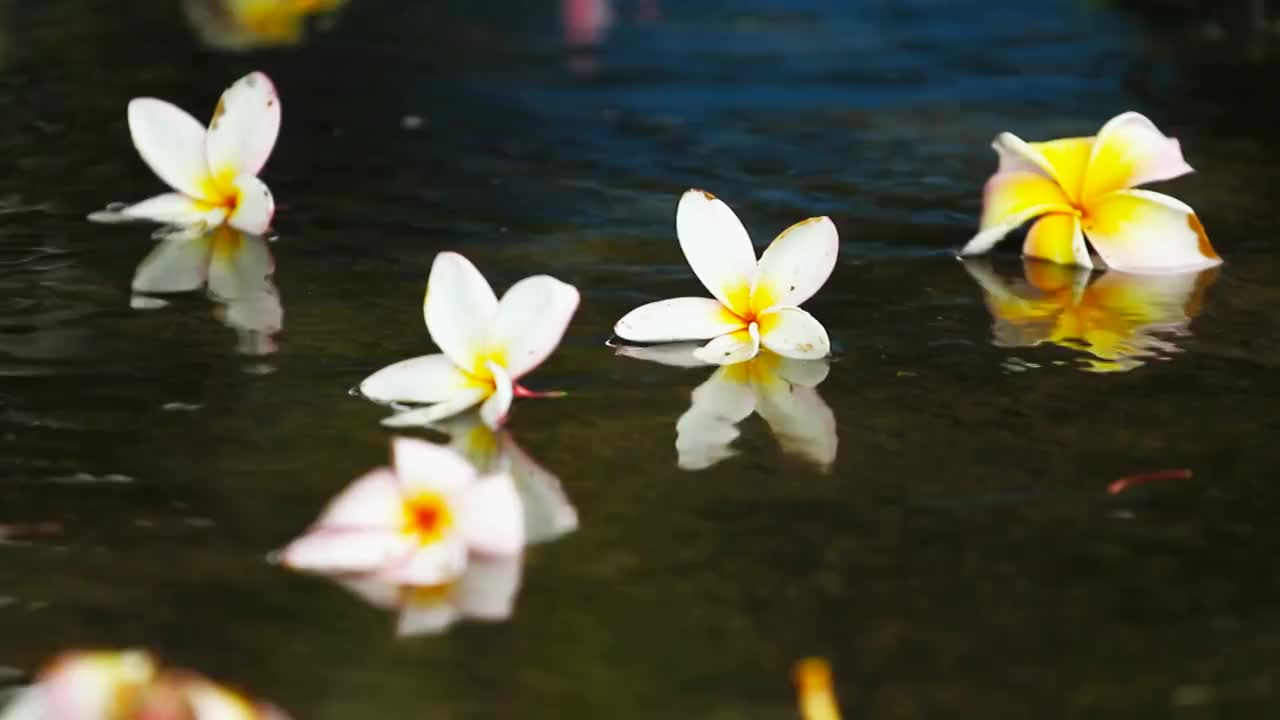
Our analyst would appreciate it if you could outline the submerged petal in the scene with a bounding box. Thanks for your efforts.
[613,297,746,343]
[490,275,580,380]
[758,307,830,359]
[424,253,499,373]
[360,354,479,405]
[91,193,227,228]
[676,189,758,316]
[206,71,281,180]
[1083,112,1193,202]
[613,341,709,368]
[453,472,525,556]
[479,361,514,429]
[127,98,214,201]
[1082,190,1221,272]
[753,216,838,310]
[1022,212,1093,269]
[692,325,761,365]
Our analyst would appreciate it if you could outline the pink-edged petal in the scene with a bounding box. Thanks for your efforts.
[360,354,479,405]
[692,324,760,365]
[1022,212,1093,269]
[613,341,710,368]
[131,234,213,294]
[991,131,1056,177]
[379,391,488,428]
[454,555,523,620]
[225,175,275,235]
[676,189,758,316]
[313,467,405,529]
[424,252,499,374]
[755,383,838,468]
[452,471,525,556]
[206,71,281,179]
[613,297,746,343]
[372,536,469,586]
[753,216,838,310]
[393,436,478,496]
[277,528,415,575]
[1082,189,1222,273]
[479,361,514,429]
[89,193,227,228]
[758,307,830,359]
[1082,112,1194,202]
[490,275,580,380]
[127,98,214,200]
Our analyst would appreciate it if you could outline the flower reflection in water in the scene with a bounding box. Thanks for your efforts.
[617,344,837,471]
[962,258,1219,373]
[130,226,283,356]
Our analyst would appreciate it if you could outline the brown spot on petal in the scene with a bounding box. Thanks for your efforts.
[697,189,717,200]
[211,98,227,128]
[1188,214,1219,260]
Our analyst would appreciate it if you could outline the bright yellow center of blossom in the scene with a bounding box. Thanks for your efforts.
[403,492,453,544]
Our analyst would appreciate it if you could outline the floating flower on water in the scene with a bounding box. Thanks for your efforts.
[0,649,289,720]
[613,190,837,366]
[960,112,1221,272]
[89,72,280,235]
[276,437,524,587]
[617,344,836,470]
[793,658,842,720]
[130,225,283,356]
[963,258,1218,372]
[362,252,580,429]
[184,0,348,50]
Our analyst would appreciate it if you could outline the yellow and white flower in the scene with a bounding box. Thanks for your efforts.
[90,72,280,235]
[613,190,837,365]
[184,0,348,50]
[961,112,1221,273]
[361,252,580,429]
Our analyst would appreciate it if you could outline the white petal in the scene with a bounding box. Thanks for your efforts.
[395,602,461,637]
[277,528,415,575]
[226,175,275,235]
[373,536,469,586]
[613,341,710,368]
[360,354,479,405]
[206,71,281,179]
[692,324,760,365]
[675,366,757,470]
[502,435,578,545]
[676,189,758,316]
[393,437,478,496]
[0,687,44,720]
[772,356,831,387]
[479,361,513,429]
[131,234,212,294]
[380,392,487,428]
[755,384,838,468]
[1082,189,1222,273]
[490,275,580,379]
[452,471,525,555]
[332,576,402,610]
[90,193,227,227]
[454,555,523,620]
[41,651,155,720]
[613,297,746,343]
[424,252,499,373]
[754,216,838,309]
[207,228,273,301]
[127,98,214,200]
[312,468,405,529]
[758,307,830,359]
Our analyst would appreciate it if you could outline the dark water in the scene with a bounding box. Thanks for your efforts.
[5,0,1280,717]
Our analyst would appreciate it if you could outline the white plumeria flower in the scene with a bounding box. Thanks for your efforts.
[276,437,525,587]
[613,190,838,365]
[89,71,280,235]
[361,252,580,430]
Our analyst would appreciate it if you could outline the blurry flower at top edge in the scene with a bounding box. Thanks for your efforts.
[0,649,290,720]
[960,111,1222,273]
[562,0,613,48]
[131,225,283,356]
[617,344,836,470]
[184,0,348,50]
[963,258,1219,373]
[613,190,836,366]
[363,252,580,430]
[275,437,525,587]
[88,72,280,236]
[793,658,842,720]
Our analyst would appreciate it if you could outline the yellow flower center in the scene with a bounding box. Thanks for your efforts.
[403,492,453,544]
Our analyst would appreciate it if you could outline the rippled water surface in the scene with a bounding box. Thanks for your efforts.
[5,0,1280,717]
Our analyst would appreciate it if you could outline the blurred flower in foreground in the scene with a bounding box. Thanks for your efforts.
[963,258,1218,372]
[131,226,283,356]
[184,0,348,50]
[793,658,842,720]
[961,111,1221,272]
[617,344,836,470]
[0,649,289,720]
[613,190,836,366]
[276,437,524,587]
[89,72,279,235]
[562,0,612,48]
[361,252,580,429]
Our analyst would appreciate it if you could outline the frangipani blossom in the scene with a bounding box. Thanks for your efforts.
[89,72,280,235]
[613,190,837,365]
[130,225,283,355]
[617,344,837,470]
[276,437,525,587]
[963,258,1218,373]
[184,0,348,50]
[0,649,290,720]
[961,112,1221,273]
[362,252,580,430]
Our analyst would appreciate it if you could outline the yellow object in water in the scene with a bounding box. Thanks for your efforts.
[184,0,349,50]
[794,658,842,720]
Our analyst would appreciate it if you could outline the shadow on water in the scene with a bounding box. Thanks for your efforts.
[5,0,1280,717]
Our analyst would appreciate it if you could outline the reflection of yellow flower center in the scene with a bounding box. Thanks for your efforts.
[401,582,457,607]
[404,492,453,544]
[721,350,781,385]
